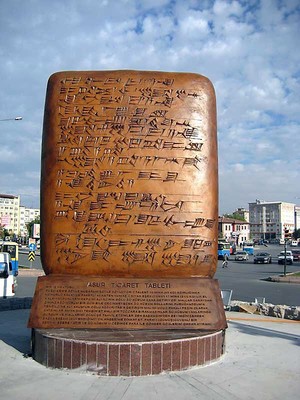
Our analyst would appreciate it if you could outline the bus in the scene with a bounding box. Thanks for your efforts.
[243,242,254,256]
[0,241,19,276]
[218,241,231,260]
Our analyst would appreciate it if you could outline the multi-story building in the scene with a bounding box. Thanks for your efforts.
[0,194,20,235]
[234,207,249,222]
[19,206,40,237]
[218,217,250,245]
[295,205,300,231]
[249,200,295,241]
[0,193,40,238]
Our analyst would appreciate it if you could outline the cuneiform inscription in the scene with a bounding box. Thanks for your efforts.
[44,72,217,273]
[54,233,215,266]
[55,192,201,213]
[58,154,206,170]
[56,211,215,228]
[55,169,187,190]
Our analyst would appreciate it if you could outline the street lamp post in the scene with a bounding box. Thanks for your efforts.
[284,238,287,276]
[0,116,22,121]
[283,228,291,276]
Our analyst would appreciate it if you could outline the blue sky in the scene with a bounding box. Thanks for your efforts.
[0,0,299,214]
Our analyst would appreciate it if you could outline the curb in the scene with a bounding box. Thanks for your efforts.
[226,315,300,323]
[18,267,45,277]
[265,276,300,284]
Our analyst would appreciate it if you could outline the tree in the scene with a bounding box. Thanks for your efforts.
[0,227,10,240]
[293,229,300,240]
[218,232,225,239]
[26,216,40,237]
[0,223,4,239]
[223,213,246,221]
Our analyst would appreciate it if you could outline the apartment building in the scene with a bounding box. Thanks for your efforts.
[218,216,250,245]
[0,194,20,234]
[249,200,295,241]
[0,193,40,237]
[19,206,40,237]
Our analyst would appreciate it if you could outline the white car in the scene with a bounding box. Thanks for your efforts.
[277,250,293,265]
[235,251,249,261]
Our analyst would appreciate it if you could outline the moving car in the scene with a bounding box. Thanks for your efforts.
[277,250,293,265]
[234,251,249,261]
[291,249,300,261]
[254,252,272,264]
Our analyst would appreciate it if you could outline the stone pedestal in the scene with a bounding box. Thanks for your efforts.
[30,275,227,374]
[32,328,225,375]
[29,70,227,375]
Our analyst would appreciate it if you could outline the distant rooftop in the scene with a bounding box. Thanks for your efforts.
[249,199,295,206]
[0,193,19,199]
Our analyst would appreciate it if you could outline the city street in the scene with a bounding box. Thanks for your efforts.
[17,244,300,306]
[215,245,300,305]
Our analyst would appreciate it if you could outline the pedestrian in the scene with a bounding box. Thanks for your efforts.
[222,255,229,268]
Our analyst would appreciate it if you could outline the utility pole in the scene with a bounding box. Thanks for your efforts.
[284,237,287,276]
[283,228,291,276]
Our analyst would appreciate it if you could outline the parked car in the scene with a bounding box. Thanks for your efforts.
[0,252,15,297]
[254,252,272,264]
[235,251,249,261]
[277,250,293,265]
[291,249,300,261]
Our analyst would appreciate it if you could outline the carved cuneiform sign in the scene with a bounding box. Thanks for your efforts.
[41,70,218,277]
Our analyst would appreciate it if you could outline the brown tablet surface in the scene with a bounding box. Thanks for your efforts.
[40,70,218,278]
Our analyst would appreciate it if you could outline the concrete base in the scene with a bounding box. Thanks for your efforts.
[32,328,226,375]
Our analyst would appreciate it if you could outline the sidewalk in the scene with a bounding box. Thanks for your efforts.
[0,309,299,400]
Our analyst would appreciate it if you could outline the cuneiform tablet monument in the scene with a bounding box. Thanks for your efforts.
[40,70,218,278]
[29,70,226,340]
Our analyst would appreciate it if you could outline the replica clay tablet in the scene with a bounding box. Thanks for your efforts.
[41,70,218,277]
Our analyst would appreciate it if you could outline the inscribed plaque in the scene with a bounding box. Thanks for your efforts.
[28,276,226,330]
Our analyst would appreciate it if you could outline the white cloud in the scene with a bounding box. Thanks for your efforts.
[179,14,209,37]
[0,0,299,214]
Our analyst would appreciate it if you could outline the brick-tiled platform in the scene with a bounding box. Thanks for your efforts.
[32,329,226,375]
